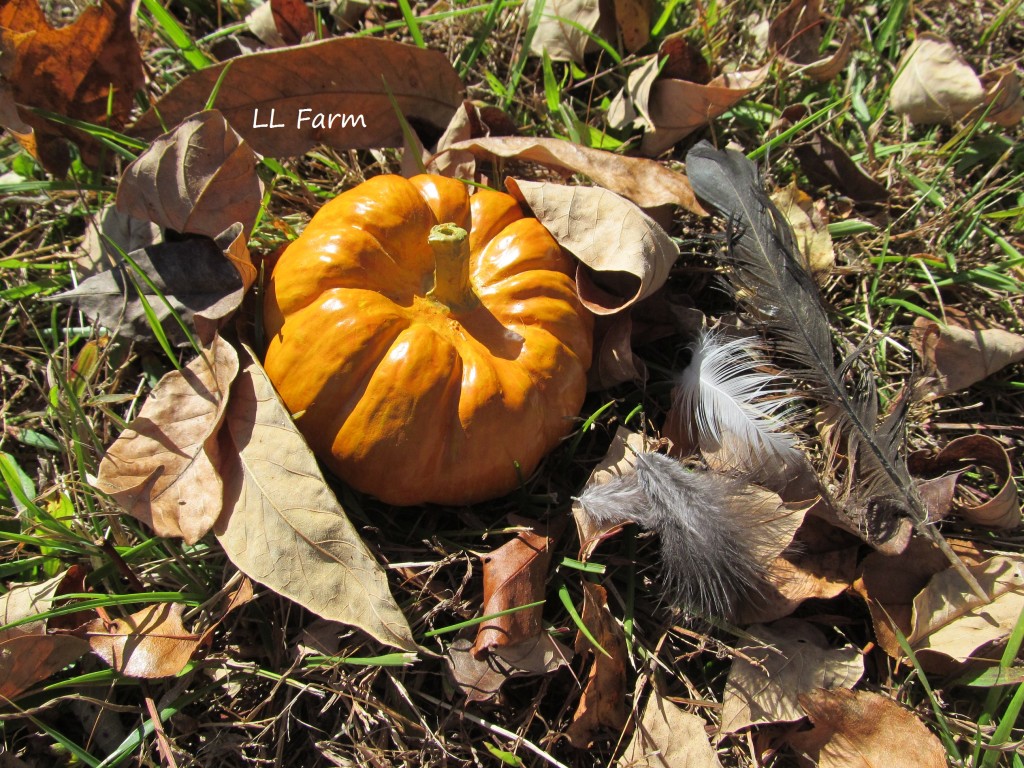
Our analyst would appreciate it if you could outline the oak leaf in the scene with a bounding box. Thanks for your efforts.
[84,603,202,678]
[0,0,144,174]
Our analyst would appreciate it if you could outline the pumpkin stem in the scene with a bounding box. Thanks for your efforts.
[427,223,478,310]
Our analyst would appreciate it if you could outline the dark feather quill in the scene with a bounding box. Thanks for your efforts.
[684,141,984,597]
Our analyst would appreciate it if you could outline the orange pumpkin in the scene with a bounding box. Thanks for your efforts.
[262,174,593,505]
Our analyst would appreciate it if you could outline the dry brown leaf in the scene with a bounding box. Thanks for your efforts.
[95,335,238,545]
[427,101,477,179]
[790,689,946,768]
[472,519,555,656]
[0,0,144,175]
[720,619,863,734]
[908,555,1024,665]
[432,136,705,214]
[589,314,647,389]
[506,179,678,314]
[246,0,315,47]
[613,0,650,53]
[566,582,629,747]
[214,347,416,652]
[117,110,265,242]
[908,435,1019,528]
[621,56,768,156]
[522,0,608,64]
[618,690,722,768]
[84,603,202,678]
[770,181,834,279]
[979,65,1024,127]
[779,105,889,203]
[738,516,860,624]
[447,634,572,703]
[767,0,853,82]
[0,634,89,701]
[131,38,463,159]
[890,33,985,124]
[911,317,1024,397]
[0,572,70,641]
[852,538,969,660]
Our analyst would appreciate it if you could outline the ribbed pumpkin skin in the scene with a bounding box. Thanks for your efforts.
[263,174,593,505]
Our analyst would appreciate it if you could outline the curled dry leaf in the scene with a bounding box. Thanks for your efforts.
[472,519,556,657]
[790,689,947,768]
[506,179,678,314]
[908,435,1019,528]
[84,603,202,678]
[737,515,860,624]
[431,136,705,213]
[890,33,985,124]
[911,316,1024,397]
[521,0,609,64]
[767,0,853,82]
[214,348,416,652]
[0,0,144,175]
[566,582,629,748]
[0,634,89,701]
[720,619,864,734]
[95,334,238,544]
[618,690,723,768]
[770,181,834,279]
[131,38,464,159]
[117,110,265,243]
[52,229,245,345]
[246,0,316,48]
[978,65,1024,127]
[447,635,572,703]
[907,555,1024,666]
[615,55,769,156]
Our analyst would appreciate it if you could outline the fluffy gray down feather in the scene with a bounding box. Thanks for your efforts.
[576,453,776,619]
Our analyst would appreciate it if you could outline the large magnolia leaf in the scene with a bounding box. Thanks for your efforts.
[215,348,416,652]
[95,334,238,544]
[506,179,678,314]
[131,38,463,159]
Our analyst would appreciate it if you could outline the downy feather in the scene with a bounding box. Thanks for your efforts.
[675,329,802,477]
[577,453,776,618]
[684,141,983,596]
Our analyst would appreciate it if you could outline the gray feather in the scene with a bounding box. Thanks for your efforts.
[577,453,776,618]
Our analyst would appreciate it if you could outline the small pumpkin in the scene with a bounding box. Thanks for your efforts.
[263,174,593,505]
